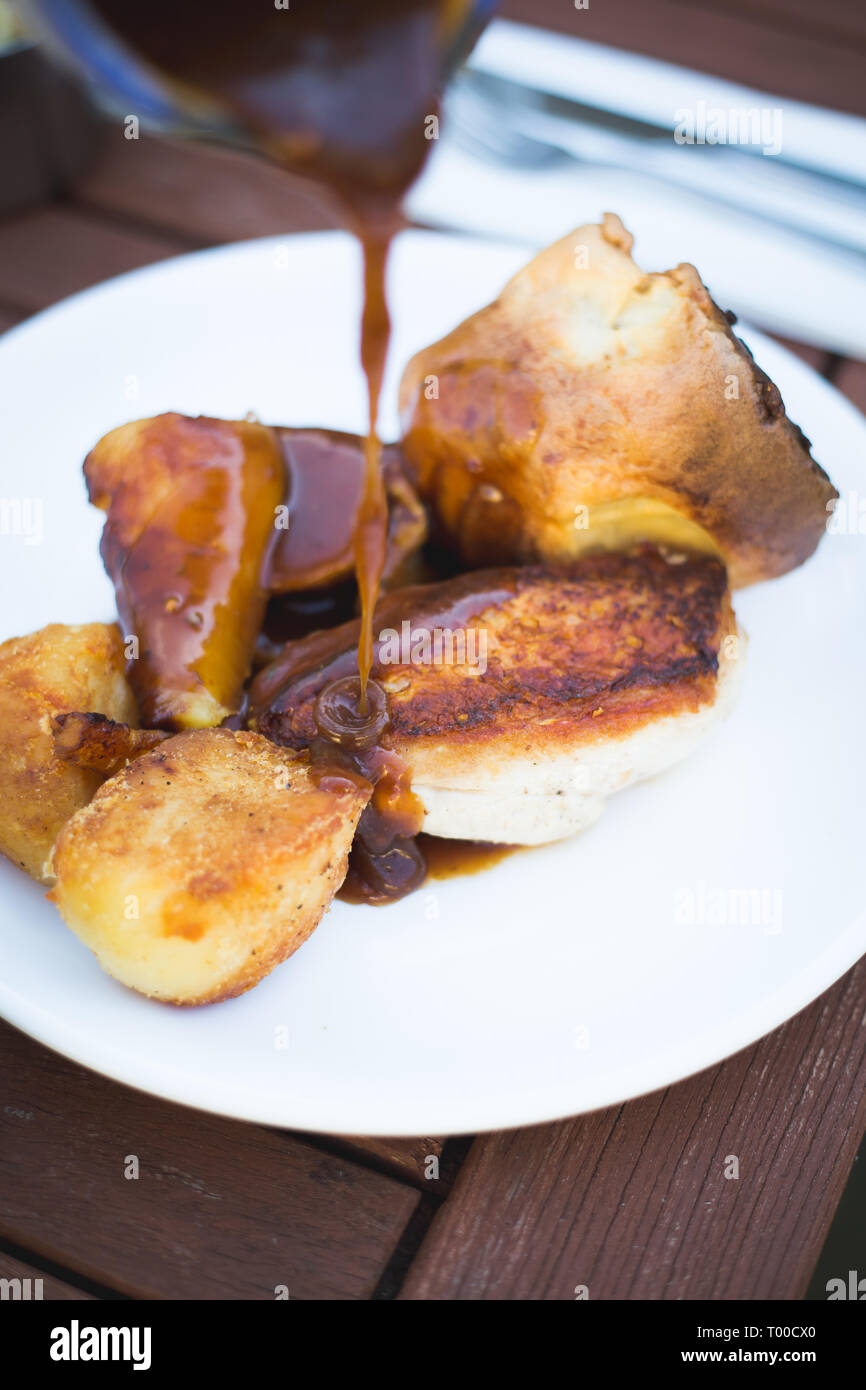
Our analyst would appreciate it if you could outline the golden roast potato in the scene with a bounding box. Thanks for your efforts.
[49,728,370,1004]
[85,413,284,730]
[0,623,138,881]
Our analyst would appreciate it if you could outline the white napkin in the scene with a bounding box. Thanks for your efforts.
[406,23,866,357]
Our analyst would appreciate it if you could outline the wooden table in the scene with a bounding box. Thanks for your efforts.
[1,3,865,1302]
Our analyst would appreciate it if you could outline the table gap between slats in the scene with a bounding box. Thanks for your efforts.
[395,960,866,1300]
[0,1020,422,1300]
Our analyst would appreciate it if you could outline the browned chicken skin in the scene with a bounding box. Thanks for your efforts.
[252,547,732,749]
[251,547,742,845]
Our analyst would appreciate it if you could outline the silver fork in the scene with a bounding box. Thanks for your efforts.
[444,73,866,257]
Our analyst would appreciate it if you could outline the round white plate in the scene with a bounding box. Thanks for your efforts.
[0,230,864,1136]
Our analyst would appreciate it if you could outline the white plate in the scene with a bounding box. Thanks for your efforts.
[0,230,864,1136]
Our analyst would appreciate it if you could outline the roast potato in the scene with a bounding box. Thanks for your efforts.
[0,623,138,881]
[49,728,370,1004]
[85,413,284,729]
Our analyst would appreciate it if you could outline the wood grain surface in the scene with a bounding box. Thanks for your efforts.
[0,305,23,334]
[833,359,866,416]
[302,1135,452,1192]
[0,1250,95,1302]
[0,1022,419,1300]
[0,206,184,315]
[75,130,337,244]
[501,0,866,115]
[399,958,866,1300]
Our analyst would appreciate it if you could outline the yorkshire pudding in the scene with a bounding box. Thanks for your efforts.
[398,214,836,587]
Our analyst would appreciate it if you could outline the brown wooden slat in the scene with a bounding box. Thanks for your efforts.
[677,0,866,50]
[502,0,866,116]
[399,957,866,1300]
[0,304,25,335]
[766,333,833,375]
[0,1250,95,1302]
[307,1135,450,1192]
[0,1021,418,1300]
[0,207,186,314]
[832,358,866,417]
[73,132,338,244]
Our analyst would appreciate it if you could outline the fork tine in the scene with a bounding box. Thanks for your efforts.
[445,83,564,168]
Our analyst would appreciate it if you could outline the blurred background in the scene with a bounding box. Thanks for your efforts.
[1,0,864,397]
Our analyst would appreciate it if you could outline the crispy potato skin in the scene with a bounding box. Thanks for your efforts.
[85,413,285,729]
[0,623,138,881]
[399,215,837,588]
[49,729,369,1005]
[53,711,169,775]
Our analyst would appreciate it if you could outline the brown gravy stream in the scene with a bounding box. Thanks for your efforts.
[88,0,492,903]
[354,225,394,710]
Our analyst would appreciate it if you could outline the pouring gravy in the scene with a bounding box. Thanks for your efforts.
[87,0,493,900]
